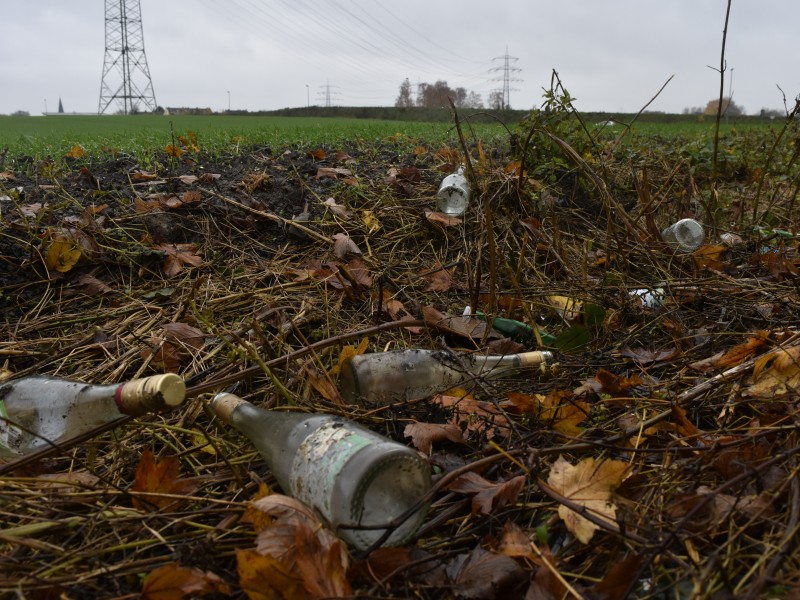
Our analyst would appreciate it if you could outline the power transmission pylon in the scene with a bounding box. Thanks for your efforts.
[98,0,157,115]
[489,47,522,109]
[317,81,341,107]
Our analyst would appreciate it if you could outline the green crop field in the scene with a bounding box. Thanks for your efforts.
[0,111,779,159]
[0,114,509,158]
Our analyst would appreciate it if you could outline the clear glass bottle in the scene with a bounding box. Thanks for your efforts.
[436,165,470,216]
[211,393,431,551]
[340,349,553,405]
[0,374,186,458]
[661,218,705,252]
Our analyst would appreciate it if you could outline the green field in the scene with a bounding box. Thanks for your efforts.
[0,114,506,157]
[0,112,779,159]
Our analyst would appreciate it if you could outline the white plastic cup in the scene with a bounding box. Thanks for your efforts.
[436,166,470,216]
[661,218,704,252]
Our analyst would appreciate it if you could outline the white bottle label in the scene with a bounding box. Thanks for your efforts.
[289,422,370,517]
[0,400,18,455]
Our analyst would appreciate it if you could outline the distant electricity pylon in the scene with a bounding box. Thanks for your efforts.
[489,47,522,109]
[98,0,157,115]
[317,81,341,107]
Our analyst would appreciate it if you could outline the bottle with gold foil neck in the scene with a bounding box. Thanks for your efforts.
[211,392,432,551]
[0,374,185,458]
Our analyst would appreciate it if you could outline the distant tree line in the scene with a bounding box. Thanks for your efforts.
[395,78,505,110]
[682,97,785,118]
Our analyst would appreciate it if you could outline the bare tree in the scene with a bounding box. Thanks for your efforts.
[395,78,414,108]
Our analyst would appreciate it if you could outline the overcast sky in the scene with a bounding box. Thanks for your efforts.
[1,1,797,116]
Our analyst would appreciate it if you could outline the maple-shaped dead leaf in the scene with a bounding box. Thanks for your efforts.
[141,562,230,600]
[689,332,768,372]
[546,455,628,543]
[435,392,511,440]
[330,338,370,377]
[165,144,184,157]
[323,197,352,219]
[404,422,467,454]
[424,209,462,227]
[236,549,305,600]
[447,472,526,516]
[155,243,203,277]
[747,344,800,397]
[131,449,197,511]
[332,233,361,259]
[307,148,327,160]
[534,390,589,436]
[294,520,352,598]
[246,494,349,598]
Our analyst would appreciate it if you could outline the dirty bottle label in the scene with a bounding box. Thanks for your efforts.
[0,400,18,455]
[289,422,370,517]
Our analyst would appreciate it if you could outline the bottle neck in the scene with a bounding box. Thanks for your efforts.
[471,351,551,372]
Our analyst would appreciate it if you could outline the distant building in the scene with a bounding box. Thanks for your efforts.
[164,107,213,116]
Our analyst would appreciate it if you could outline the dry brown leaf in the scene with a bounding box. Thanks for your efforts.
[447,472,526,515]
[546,455,628,543]
[332,233,361,259]
[323,197,352,218]
[435,392,511,440]
[591,554,645,600]
[131,449,197,512]
[421,266,454,292]
[132,169,160,181]
[78,273,114,295]
[447,547,527,599]
[0,169,15,181]
[536,390,590,436]
[19,202,45,217]
[689,332,768,372]
[236,549,305,600]
[404,422,467,454]
[141,562,230,600]
[155,243,203,277]
[424,209,463,227]
[45,236,82,273]
[241,483,273,533]
[496,521,535,560]
[316,166,352,179]
[747,344,800,397]
[294,521,352,598]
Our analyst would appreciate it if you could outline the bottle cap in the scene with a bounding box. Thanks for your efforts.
[211,392,248,423]
[116,373,186,415]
